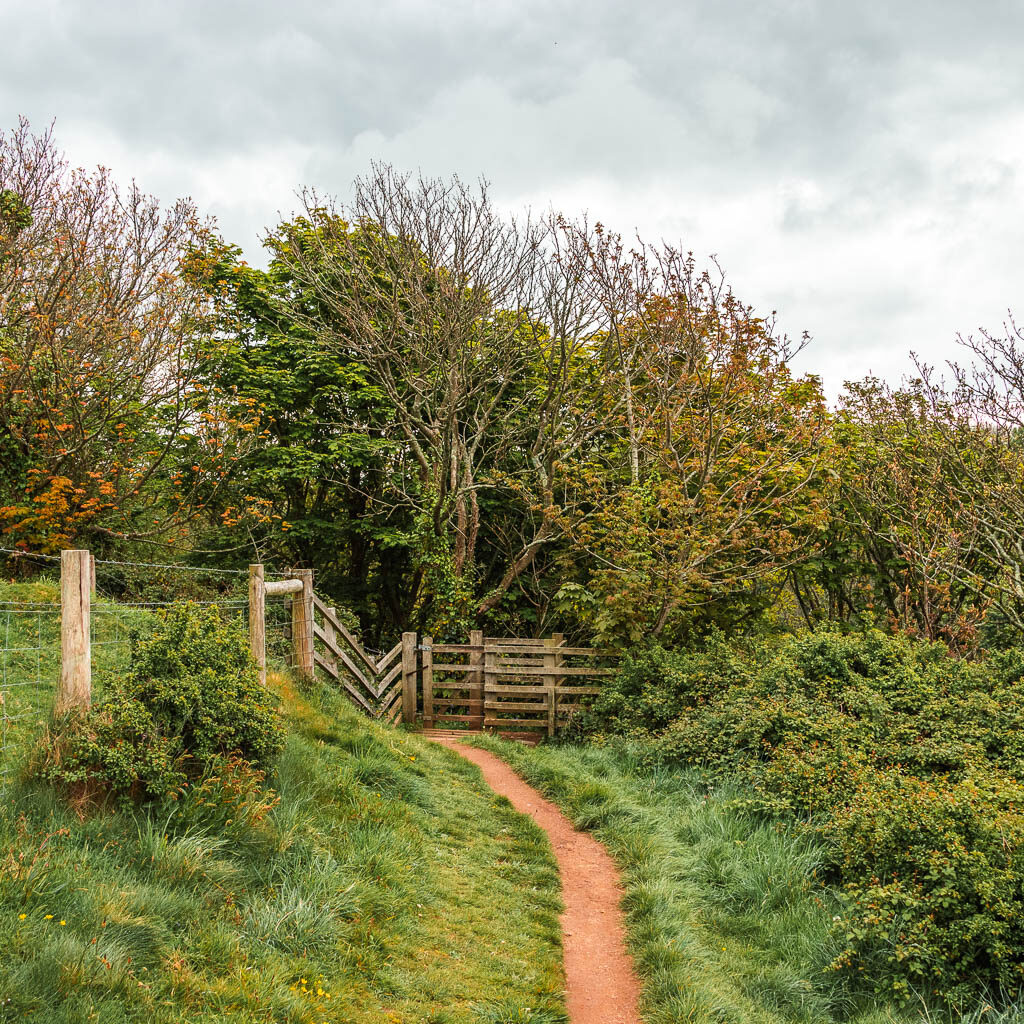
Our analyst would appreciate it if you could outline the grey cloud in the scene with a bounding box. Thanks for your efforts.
[2,0,1023,394]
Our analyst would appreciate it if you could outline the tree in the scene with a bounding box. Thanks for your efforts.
[0,120,255,554]
[184,223,411,639]
[272,168,599,635]
[829,379,989,650]
[912,318,1024,638]
[554,241,831,643]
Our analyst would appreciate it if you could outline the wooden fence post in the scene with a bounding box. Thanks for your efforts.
[543,636,557,738]
[292,569,314,677]
[549,633,565,738]
[469,628,483,730]
[483,643,496,731]
[401,632,418,724]
[248,564,266,686]
[422,635,434,728]
[88,552,96,597]
[57,549,91,715]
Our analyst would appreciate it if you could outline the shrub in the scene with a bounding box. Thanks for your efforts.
[122,603,284,770]
[824,769,1024,1004]
[33,699,186,809]
[592,625,1024,1005]
[583,636,752,738]
[35,603,283,806]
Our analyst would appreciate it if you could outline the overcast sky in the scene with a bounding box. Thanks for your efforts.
[4,0,1022,395]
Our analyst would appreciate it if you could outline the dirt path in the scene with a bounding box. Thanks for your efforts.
[429,737,642,1024]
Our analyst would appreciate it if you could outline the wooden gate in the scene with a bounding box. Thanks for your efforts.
[421,633,617,737]
[246,564,619,736]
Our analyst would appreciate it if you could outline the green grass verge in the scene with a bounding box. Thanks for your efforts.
[466,735,1024,1024]
[0,669,566,1023]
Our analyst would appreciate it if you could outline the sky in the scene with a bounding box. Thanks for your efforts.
[3,0,1023,396]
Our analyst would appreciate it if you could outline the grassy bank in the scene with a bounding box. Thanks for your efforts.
[0,671,566,1023]
[469,734,1005,1024]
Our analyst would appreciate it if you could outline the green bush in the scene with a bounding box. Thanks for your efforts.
[35,603,283,806]
[582,637,751,738]
[123,603,284,770]
[33,698,186,806]
[590,626,1024,1005]
[824,768,1024,1004]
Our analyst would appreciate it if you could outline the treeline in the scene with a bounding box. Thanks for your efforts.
[3,119,1023,649]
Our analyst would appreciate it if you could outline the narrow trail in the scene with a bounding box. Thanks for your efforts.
[428,737,643,1024]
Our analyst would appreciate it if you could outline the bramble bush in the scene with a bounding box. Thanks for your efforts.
[35,604,283,807]
[586,627,1024,1005]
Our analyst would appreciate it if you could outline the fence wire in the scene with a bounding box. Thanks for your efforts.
[1,547,259,786]
[0,600,61,781]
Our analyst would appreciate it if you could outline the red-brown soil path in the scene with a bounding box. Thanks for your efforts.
[428,736,643,1024]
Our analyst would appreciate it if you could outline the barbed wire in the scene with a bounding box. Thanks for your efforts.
[2,545,305,581]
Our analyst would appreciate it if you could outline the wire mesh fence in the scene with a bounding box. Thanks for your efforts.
[0,598,61,781]
[0,549,265,786]
[265,596,313,671]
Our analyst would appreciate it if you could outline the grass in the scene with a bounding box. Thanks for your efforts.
[467,734,1024,1024]
[0,642,567,1022]
[1,580,165,771]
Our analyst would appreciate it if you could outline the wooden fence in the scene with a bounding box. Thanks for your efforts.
[50,554,616,739]
[250,565,620,735]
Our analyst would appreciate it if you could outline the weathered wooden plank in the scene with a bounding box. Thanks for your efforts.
[485,645,616,657]
[321,658,376,716]
[485,637,546,645]
[378,676,403,704]
[313,595,378,675]
[401,632,417,725]
[387,697,404,724]
[313,650,339,679]
[249,564,266,686]
[423,634,434,728]
[378,688,403,720]
[57,549,91,714]
[483,717,548,728]
[486,684,549,695]
[292,569,314,677]
[484,701,548,712]
[433,698,484,709]
[376,642,403,672]
[264,578,303,596]
[468,628,484,730]
[545,635,561,738]
[430,662,473,673]
[489,665,617,678]
[314,622,376,692]
[341,680,377,716]
[377,660,402,691]
[427,643,482,654]
[481,685,601,697]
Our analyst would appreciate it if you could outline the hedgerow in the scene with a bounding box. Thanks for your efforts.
[584,628,1024,1005]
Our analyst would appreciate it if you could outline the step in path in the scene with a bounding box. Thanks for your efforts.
[427,736,642,1024]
